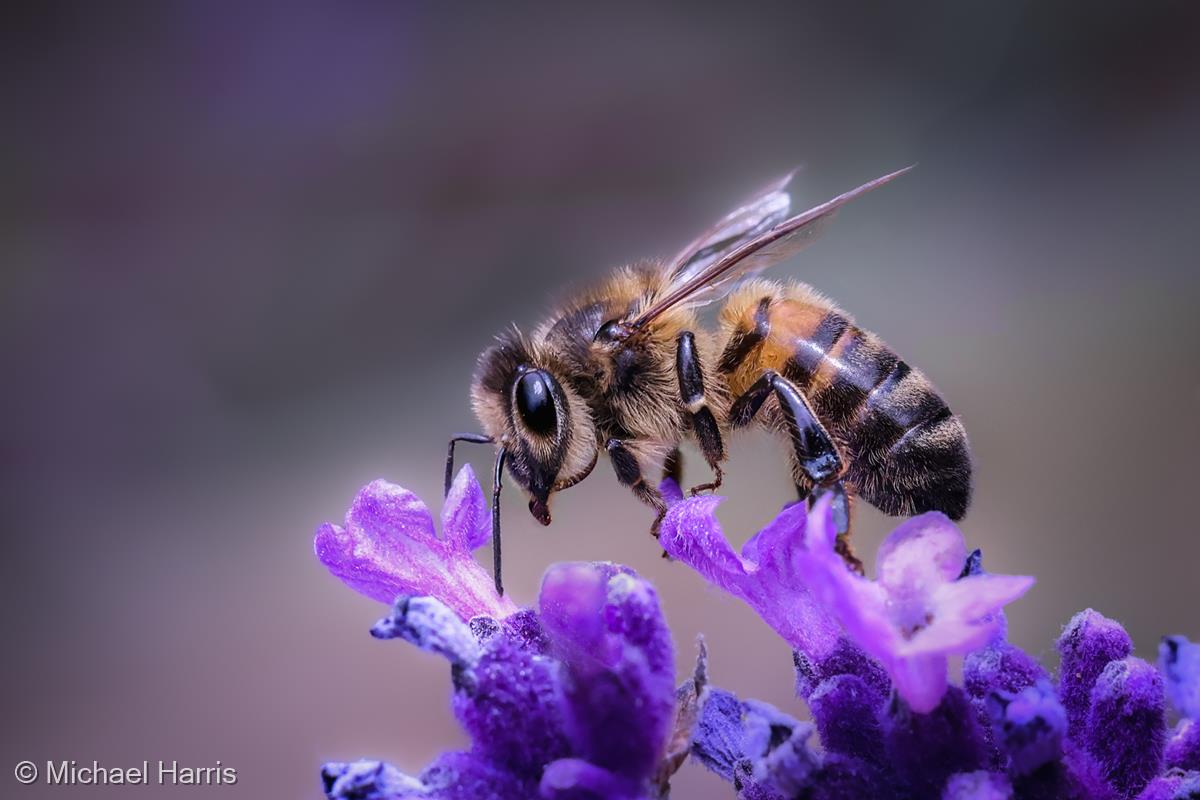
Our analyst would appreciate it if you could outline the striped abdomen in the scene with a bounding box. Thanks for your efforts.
[717,281,972,519]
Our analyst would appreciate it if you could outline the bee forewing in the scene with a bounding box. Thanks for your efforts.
[632,165,914,326]
[664,170,796,284]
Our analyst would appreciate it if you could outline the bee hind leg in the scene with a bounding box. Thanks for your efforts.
[730,369,843,485]
[810,480,864,576]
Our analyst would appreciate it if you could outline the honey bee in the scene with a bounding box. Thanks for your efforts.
[447,167,971,593]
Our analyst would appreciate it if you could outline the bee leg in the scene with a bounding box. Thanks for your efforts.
[811,480,864,575]
[730,369,843,486]
[676,331,726,496]
[444,432,495,496]
[606,438,668,537]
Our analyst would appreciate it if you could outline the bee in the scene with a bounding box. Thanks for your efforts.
[447,166,972,593]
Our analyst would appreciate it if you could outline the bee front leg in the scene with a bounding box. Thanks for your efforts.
[606,438,668,537]
[676,331,726,496]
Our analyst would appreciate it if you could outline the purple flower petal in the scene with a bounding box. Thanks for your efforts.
[795,500,1033,713]
[875,512,969,594]
[539,563,676,786]
[539,562,616,665]
[659,483,841,660]
[901,575,1034,657]
[315,473,517,620]
[888,653,951,715]
[441,464,491,551]
[740,500,810,579]
[658,491,749,583]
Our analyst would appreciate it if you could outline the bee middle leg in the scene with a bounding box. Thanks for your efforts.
[606,438,668,536]
[675,331,725,496]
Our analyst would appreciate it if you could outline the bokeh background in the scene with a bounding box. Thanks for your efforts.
[3,2,1199,798]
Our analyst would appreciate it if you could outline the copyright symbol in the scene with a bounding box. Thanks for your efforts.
[14,761,37,784]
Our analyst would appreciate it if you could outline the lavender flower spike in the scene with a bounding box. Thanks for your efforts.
[796,497,1034,712]
[1085,657,1166,798]
[1057,609,1134,738]
[657,479,842,660]
[315,466,517,620]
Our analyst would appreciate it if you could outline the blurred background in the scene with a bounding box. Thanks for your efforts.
[2,2,1199,797]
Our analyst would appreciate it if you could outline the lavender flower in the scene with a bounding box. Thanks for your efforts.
[656,479,841,660]
[1086,657,1167,797]
[1058,609,1134,737]
[315,466,517,620]
[661,487,1033,712]
[317,469,1200,799]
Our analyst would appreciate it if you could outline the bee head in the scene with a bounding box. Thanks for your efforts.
[471,329,598,525]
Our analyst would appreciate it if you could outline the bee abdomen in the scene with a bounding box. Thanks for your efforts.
[839,353,972,520]
[718,283,972,519]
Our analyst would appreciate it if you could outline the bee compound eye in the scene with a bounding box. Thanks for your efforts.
[515,370,558,436]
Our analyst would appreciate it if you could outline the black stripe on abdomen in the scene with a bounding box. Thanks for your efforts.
[719,297,771,374]
[810,325,896,431]
[844,358,972,519]
[781,311,850,389]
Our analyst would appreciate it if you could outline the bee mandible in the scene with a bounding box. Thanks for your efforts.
[447,166,972,594]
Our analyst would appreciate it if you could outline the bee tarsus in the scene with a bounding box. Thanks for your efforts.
[811,481,865,575]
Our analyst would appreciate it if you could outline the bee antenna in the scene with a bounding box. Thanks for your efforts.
[444,433,495,496]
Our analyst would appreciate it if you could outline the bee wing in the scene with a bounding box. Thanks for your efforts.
[631,166,914,327]
[663,170,797,286]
